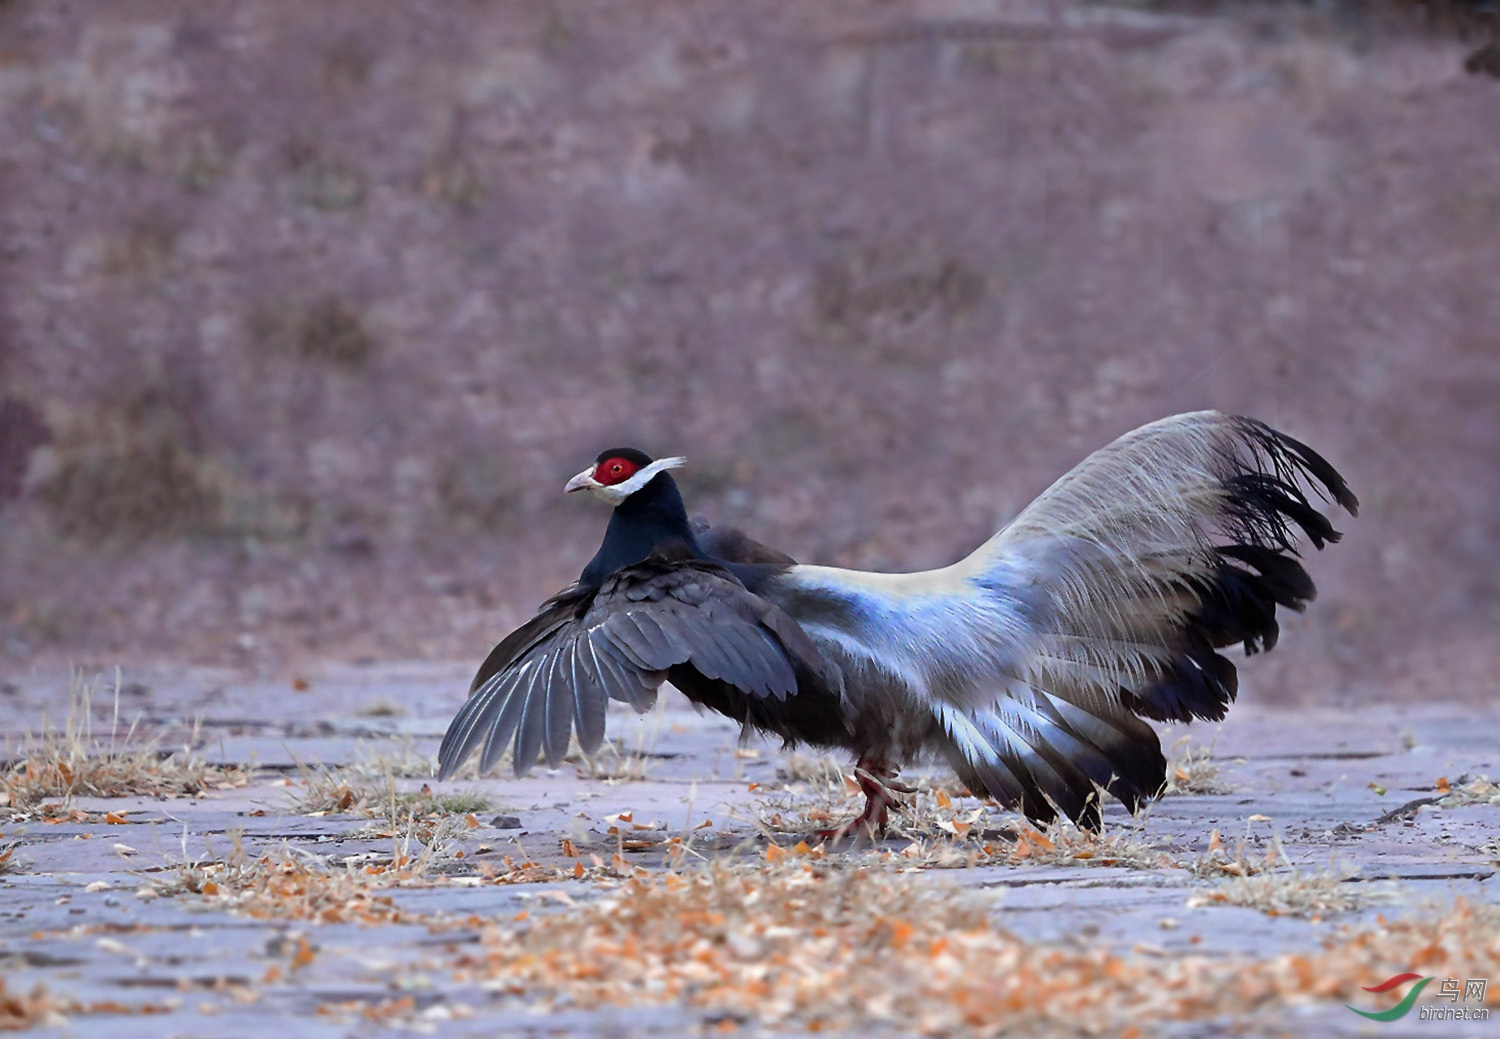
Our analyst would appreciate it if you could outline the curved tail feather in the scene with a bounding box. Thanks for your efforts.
[980,411,1356,728]
[804,411,1354,825]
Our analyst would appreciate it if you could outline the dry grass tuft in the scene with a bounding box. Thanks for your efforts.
[889,807,1170,872]
[1163,735,1235,796]
[1186,831,1367,917]
[1,979,77,1030]
[287,758,491,847]
[1438,773,1500,808]
[1,673,246,817]
[346,738,473,780]
[287,737,489,817]
[1184,827,1276,879]
[1003,819,1169,870]
[753,770,1173,873]
[774,751,846,786]
[574,739,655,783]
[753,767,862,835]
[572,700,670,783]
[455,861,1500,1035]
[1189,863,1362,918]
[151,808,483,921]
[153,830,441,924]
[151,817,637,919]
[0,977,82,1031]
[0,976,178,1029]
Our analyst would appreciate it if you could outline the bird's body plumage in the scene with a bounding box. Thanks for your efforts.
[438,412,1357,830]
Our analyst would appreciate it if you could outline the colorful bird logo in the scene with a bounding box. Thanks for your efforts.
[1346,973,1433,1021]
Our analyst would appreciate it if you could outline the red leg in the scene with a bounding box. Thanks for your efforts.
[817,757,904,839]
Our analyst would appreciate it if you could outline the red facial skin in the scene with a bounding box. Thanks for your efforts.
[593,457,640,486]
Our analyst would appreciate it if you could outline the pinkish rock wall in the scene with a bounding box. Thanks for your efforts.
[1,2,1496,705]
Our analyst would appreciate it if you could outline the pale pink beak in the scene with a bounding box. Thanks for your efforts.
[564,465,598,494]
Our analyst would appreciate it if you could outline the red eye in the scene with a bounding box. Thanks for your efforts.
[594,457,639,486]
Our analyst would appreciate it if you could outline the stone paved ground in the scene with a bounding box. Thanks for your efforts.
[1,666,1498,1037]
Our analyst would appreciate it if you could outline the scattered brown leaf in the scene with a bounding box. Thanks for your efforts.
[453,862,1500,1036]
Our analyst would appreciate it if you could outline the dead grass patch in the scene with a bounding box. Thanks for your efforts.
[1163,735,1235,796]
[1183,827,1276,879]
[573,739,655,783]
[150,818,641,919]
[774,751,846,787]
[1185,831,1368,918]
[753,756,879,835]
[0,977,178,1031]
[287,736,488,817]
[1,673,247,818]
[999,819,1167,870]
[0,978,72,1030]
[347,738,472,780]
[888,809,1170,872]
[287,758,491,848]
[455,859,1500,1035]
[293,769,487,819]
[754,772,1171,872]
[152,829,443,924]
[1188,863,1362,918]
[1438,773,1500,808]
[571,699,670,783]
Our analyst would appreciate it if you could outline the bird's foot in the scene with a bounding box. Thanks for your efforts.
[817,759,905,840]
[816,794,890,840]
[856,767,915,795]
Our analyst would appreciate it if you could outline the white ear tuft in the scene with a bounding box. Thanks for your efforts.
[593,455,688,504]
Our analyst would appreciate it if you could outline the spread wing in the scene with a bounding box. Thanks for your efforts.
[437,559,824,779]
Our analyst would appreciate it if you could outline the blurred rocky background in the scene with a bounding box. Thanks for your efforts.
[0,1,1496,706]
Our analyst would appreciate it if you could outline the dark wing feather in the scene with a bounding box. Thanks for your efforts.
[543,646,574,768]
[586,629,655,710]
[570,642,608,754]
[476,670,528,774]
[601,612,673,669]
[511,662,549,777]
[466,585,590,694]
[437,559,825,780]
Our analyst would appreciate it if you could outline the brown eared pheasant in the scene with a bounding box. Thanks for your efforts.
[438,412,1357,834]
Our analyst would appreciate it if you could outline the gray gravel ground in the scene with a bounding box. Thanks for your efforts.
[1,665,1497,1037]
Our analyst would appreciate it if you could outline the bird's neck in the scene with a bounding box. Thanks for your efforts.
[579,473,700,587]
